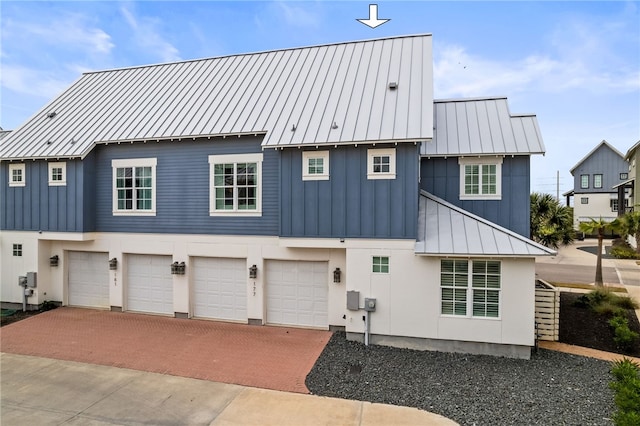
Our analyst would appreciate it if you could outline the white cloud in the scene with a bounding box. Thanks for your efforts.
[120,6,181,63]
[1,65,71,99]
[434,43,639,99]
[271,1,322,29]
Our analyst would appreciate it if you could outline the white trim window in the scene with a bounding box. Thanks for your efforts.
[9,163,25,187]
[372,256,389,273]
[440,259,501,318]
[367,148,396,180]
[593,174,603,189]
[302,151,329,181]
[209,153,263,216]
[48,162,66,186]
[13,243,23,256]
[112,158,157,216]
[459,157,502,200]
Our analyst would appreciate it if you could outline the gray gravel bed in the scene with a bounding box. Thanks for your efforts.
[306,332,615,426]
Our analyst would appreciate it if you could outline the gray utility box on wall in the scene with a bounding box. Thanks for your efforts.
[364,298,376,312]
[27,272,37,288]
[347,291,360,311]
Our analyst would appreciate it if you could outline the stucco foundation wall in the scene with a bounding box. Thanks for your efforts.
[344,248,536,348]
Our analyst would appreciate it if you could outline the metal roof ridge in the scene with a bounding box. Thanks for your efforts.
[83,34,434,75]
[419,190,556,255]
[434,96,508,103]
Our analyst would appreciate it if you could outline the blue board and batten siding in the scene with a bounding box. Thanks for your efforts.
[1,159,88,232]
[94,136,279,235]
[280,144,419,239]
[420,156,530,237]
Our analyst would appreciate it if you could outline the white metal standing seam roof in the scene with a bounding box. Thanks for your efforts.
[415,191,556,256]
[421,97,545,157]
[0,34,434,161]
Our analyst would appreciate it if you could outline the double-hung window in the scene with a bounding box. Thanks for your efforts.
[593,174,603,189]
[9,164,25,187]
[48,162,66,186]
[209,153,262,216]
[302,151,329,181]
[459,157,502,200]
[580,174,589,189]
[440,259,501,318]
[367,148,396,180]
[112,158,157,216]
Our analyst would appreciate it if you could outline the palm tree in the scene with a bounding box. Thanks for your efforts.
[578,218,612,287]
[612,210,640,253]
[530,192,574,248]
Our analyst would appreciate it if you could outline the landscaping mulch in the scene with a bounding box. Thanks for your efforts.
[559,292,640,357]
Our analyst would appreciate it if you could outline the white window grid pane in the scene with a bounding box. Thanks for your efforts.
[372,256,389,273]
[12,169,23,182]
[116,166,153,211]
[441,260,468,315]
[465,165,479,194]
[13,244,23,256]
[580,175,589,189]
[594,174,603,188]
[373,156,390,173]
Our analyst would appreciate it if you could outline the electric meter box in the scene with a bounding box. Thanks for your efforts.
[347,291,360,311]
[364,298,377,312]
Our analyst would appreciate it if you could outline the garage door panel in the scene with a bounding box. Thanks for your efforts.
[127,254,173,315]
[193,257,246,322]
[68,252,109,309]
[266,260,328,328]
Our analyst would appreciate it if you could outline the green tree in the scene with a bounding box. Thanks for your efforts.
[530,192,574,249]
[579,217,612,287]
[612,211,640,254]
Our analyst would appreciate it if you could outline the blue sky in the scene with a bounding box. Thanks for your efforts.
[1,1,638,197]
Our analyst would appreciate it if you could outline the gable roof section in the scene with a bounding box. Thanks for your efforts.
[626,140,640,161]
[569,140,625,174]
[1,34,434,160]
[420,97,545,157]
[415,191,555,257]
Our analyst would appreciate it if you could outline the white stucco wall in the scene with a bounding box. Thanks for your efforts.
[573,193,618,228]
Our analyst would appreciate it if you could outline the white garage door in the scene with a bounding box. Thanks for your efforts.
[266,260,328,328]
[68,251,110,308]
[127,254,173,315]
[192,257,247,321]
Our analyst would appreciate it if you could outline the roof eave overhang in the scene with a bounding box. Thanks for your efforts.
[420,151,544,158]
[414,252,555,257]
[264,138,431,149]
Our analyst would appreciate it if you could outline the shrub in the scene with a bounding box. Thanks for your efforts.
[610,358,640,425]
[611,246,640,260]
[616,296,640,310]
[609,313,640,352]
[595,302,625,317]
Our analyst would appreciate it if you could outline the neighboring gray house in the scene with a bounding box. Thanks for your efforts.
[0,34,553,359]
[565,140,630,228]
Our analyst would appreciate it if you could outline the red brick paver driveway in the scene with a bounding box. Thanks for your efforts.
[0,308,332,394]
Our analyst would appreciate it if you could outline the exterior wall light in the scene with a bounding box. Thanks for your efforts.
[171,262,186,275]
[109,258,118,270]
[50,255,59,267]
[249,264,258,279]
[333,267,341,283]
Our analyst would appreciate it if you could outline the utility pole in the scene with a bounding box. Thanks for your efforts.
[556,170,560,202]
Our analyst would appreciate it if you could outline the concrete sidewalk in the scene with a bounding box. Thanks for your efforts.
[0,353,457,426]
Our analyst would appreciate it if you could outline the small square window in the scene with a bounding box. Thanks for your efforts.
[580,175,589,189]
[367,148,396,180]
[593,174,602,189]
[372,256,389,273]
[620,173,628,180]
[581,197,589,204]
[13,244,23,257]
[48,162,66,186]
[9,164,25,187]
[302,151,330,181]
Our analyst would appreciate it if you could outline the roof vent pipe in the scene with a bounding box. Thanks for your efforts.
[388,82,398,90]
[47,112,57,118]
